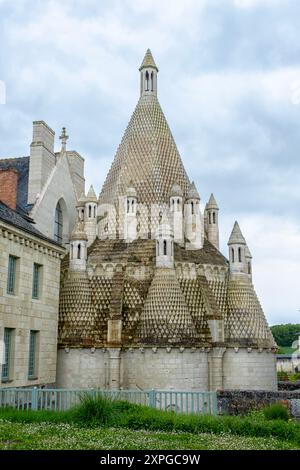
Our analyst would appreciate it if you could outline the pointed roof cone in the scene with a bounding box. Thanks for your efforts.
[70,220,88,241]
[187,181,200,200]
[138,268,200,344]
[99,55,190,206]
[245,245,252,259]
[139,48,158,71]
[86,185,97,202]
[76,192,87,207]
[206,193,219,210]
[170,182,183,197]
[228,221,246,245]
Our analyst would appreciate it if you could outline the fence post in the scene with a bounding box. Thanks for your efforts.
[31,387,38,410]
[148,389,156,408]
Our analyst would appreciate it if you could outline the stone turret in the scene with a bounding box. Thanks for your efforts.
[170,183,183,244]
[124,182,137,242]
[76,192,86,221]
[184,182,203,250]
[84,185,98,246]
[228,221,247,276]
[69,220,88,271]
[156,214,174,268]
[205,193,219,249]
[139,48,158,97]
[245,245,253,281]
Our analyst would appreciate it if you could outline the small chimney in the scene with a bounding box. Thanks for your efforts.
[0,169,18,210]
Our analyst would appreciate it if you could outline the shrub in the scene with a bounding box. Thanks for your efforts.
[263,403,290,422]
[277,371,289,381]
[70,393,114,427]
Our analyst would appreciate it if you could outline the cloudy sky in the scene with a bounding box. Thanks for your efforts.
[0,0,300,325]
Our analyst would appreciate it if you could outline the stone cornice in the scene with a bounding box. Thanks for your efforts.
[0,220,66,259]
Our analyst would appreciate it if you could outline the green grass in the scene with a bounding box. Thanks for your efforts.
[0,397,300,450]
[0,421,297,450]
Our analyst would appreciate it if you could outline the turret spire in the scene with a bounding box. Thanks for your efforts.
[139,49,158,97]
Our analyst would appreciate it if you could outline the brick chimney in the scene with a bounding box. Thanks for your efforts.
[0,169,18,210]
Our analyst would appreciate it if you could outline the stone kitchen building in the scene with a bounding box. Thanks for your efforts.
[1,50,278,391]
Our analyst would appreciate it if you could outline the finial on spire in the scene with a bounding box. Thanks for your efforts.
[59,127,69,152]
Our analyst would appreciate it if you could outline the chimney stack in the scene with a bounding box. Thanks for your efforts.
[0,169,18,210]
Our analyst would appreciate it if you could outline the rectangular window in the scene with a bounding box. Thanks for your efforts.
[7,255,17,295]
[28,331,38,379]
[1,328,14,382]
[32,263,42,299]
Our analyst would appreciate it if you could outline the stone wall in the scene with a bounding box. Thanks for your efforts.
[223,348,277,391]
[122,348,209,390]
[0,221,64,388]
[56,347,209,390]
[56,348,108,388]
[218,389,300,418]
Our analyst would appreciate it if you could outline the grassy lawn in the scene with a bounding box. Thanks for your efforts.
[0,420,298,450]
[0,397,299,450]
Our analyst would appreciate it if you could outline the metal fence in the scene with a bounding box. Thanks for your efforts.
[0,388,218,415]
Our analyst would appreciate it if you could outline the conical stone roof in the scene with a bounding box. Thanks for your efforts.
[139,49,158,71]
[99,54,190,207]
[138,268,200,345]
[228,221,246,245]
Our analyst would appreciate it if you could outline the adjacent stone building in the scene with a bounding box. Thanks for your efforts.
[0,125,84,388]
[57,50,278,391]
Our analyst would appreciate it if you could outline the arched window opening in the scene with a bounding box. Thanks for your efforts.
[191,201,194,215]
[81,209,84,219]
[213,212,216,224]
[89,205,92,218]
[248,262,251,275]
[77,244,81,260]
[163,240,167,256]
[208,212,211,224]
[54,202,63,244]
[238,247,242,263]
[127,199,130,213]
[131,199,135,212]
[151,71,154,91]
[145,71,149,91]
[231,248,235,263]
[94,206,96,218]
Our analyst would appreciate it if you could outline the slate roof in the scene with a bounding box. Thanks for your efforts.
[0,156,31,214]
[0,201,62,247]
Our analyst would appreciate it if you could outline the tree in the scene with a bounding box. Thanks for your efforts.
[271,324,300,347]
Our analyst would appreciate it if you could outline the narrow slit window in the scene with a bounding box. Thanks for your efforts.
[32,263,42,300]
[1,328,14,382]
[231,248,235,263]
[163,240,167,256]
[238,247,242,263]
[28,331,38,379]
[7,255,17,295]
[77,244,81,259]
